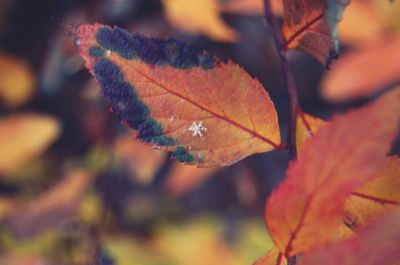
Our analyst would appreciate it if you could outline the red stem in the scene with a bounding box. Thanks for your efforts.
[263,0,299,160]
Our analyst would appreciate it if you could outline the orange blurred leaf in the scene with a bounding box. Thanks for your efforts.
[253,247,288,265]
[0,53,35,108]
[221,0,283,16]
[344,156,400,230]
[5,169,93,238]
[114,134,166,185]
[338,0,386,46]
[162,0,238,42]
[0,113,60,175]
[77,24,281,167]
[298,207,400,265]
[266,87,400,258]
[165,162,218,197]
[322,34,400,102]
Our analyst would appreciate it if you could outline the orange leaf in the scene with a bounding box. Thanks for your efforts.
[253,247,288,265]
[344,156,400,230]
[162,0,238,42]
[295,113,326,153]
[322,34,400,102]
[221,0,283,16]
[77,24,281,167]
[0,113,60,175]
[5,169,93,238]
[338,0,386,46]
[282,0,332,64]
[298,207,400,265]
[114,134,166,185]
[165,162,218,197]
[0,52,36,108]
[265,87,400,258]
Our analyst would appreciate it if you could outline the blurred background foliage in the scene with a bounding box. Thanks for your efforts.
[0,0,399,264]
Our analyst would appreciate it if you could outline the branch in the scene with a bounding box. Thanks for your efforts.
[264,0,299,160]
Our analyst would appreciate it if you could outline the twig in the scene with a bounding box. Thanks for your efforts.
[264,0,299,160]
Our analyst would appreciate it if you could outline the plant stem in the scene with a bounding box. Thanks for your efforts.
[264,0,299,160]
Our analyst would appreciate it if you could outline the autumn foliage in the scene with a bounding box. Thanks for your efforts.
[1,0,400,264]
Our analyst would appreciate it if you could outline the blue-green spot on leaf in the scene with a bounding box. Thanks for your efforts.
[89,46,105,58]
[171,146,194,163]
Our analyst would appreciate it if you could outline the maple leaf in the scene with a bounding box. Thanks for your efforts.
[282,0,349,64]
[322,34,400,102]
[0,114,61,175]
[77,24,281,167]
[162,0,238,42]
[265,87,400,258]
[298,207,400,265]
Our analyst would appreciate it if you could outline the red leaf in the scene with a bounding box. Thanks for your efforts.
[299,207,400,265]
[265,87,400,258]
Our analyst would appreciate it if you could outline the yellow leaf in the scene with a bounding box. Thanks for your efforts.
[162,0,238,42]
[295,113,326,153]
[0,114,60,175]
[0,53,35,108]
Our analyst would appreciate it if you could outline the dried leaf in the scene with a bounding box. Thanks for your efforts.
[5,169,93,238]
[165,162,218,197]
[253,247,288,265]
[265,88,400,258]
[77,24,281,167]
[344,156,400,230]
[114,134,166,185]
[162,0,238,42]
[298,207,400,265]
[0,114,60,175]
[321,34,400,102]
[0,53,35,108]
[282,0,332,64]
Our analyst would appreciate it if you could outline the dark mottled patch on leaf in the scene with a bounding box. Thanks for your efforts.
[93,58,174,146]
[171,146,194,163]
[95,25,218,70]
[96,27,137,59]
[94,58,124,83]
[89,46,105,57]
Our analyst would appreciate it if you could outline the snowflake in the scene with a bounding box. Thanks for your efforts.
[188,121,207,137]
